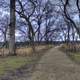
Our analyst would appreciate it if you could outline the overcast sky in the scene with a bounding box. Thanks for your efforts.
[0,0,79,42]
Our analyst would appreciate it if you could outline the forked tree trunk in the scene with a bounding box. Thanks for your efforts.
[9,0,16,55]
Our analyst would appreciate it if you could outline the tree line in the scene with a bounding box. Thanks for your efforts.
[0,0,80,55]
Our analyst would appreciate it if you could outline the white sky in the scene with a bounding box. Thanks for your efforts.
[0,1,80,41]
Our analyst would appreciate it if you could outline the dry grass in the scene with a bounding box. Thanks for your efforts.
[0,45,53,56]
[16,45,52,56]
[59,43,80,64]
[16,47,33,56]
[60,43,80,52]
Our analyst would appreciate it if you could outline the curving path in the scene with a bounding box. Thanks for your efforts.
[26,47,80,80]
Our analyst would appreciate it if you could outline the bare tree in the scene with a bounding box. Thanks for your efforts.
[9,0,16,55]
[16,0,36,51]
[60,0,80,36]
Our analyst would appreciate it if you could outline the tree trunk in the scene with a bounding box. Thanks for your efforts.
[67,26,70,43]
[9,0,16,55]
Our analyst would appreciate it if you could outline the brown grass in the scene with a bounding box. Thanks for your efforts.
[60,43,80,52]
[0,45,53,56]
[16,47,33,56]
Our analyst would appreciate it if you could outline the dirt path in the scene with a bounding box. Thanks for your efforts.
[1,47,80,80]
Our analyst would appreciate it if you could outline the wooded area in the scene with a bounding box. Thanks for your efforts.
[0,0,80,79]
[0,0,79,56]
